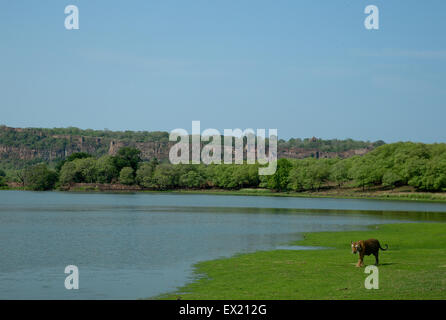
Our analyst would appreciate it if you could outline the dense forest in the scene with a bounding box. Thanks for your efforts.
[2,142,445,193]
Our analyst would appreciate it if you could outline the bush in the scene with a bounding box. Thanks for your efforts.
[136,160,158,188]
[59,157,97,185]
[24,164,58,191]
[179,170,206,188]
[152,164,178,190]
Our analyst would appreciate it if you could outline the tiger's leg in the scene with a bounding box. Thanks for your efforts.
[374,252,379,266]
[357,253,364,267]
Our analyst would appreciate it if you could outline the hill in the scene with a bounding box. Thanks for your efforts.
[0,125,383,170]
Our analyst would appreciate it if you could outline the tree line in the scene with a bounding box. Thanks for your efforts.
[0,126,383,172]
[278,137,384,153]
[3,142,446,192]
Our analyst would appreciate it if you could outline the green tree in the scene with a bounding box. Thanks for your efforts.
[59,161,78,185]
[246,164,260,187]
[305,159,331,190]
[288,164,305,191]
[112,147,142,172]
[23,164,58,191]
[136,159,159,188]
[407,156,446,191]
[349,157,383,191]
[179,170,206,188]
[263,159,292,191]
[152,164,178,190]
[74,158,98,183]
[330,160,350,188]
[210,165,233,189]
[382,170,403,189]
[228,166,249,189]
[404,158,427,187]
[119,167,135,185]
[56,152,93,171]
[95,155,118,183]
[15,170,26,187]
[59,157,97,185]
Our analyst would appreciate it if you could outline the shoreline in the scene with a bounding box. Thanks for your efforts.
[4,184,446,203]
[163,188,446,203]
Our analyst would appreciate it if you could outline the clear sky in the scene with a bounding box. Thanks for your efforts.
[0,1,445,142]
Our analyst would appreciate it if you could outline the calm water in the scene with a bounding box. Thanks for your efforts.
[1,191,445,299]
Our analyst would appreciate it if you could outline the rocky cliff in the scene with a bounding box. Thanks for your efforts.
[0,126,378,168]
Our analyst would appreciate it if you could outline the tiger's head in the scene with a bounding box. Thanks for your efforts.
[351,241,362,254]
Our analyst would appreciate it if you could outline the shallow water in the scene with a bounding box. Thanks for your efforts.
[0,191,445,299]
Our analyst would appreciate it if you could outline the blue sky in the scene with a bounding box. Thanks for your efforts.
[0,1,445,142]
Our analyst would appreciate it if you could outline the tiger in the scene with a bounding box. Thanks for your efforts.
[351,239,388,267]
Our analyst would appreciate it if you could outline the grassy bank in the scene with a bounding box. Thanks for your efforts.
[159,223,446,300]
[167,187,446,203]
[4,183,446,203]
[53,183,446,203]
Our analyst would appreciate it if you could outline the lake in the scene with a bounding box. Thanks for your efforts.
[0,191,445,299]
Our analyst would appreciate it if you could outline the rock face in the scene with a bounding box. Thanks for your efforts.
[277,147,370,159]
[0,138,106,161]
[0,126,375,167]
[108,140,173,161]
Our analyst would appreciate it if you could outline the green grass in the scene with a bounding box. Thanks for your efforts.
[159,223,446,300]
